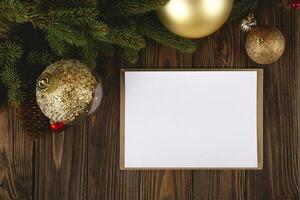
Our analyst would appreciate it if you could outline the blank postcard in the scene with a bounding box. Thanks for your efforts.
[120,69,263,169]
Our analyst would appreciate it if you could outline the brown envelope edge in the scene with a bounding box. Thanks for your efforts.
[120,68,264,170]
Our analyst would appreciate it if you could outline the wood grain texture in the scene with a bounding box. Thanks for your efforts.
[0,0,299,199]
[0,105,33,200]
[34,124,88,200]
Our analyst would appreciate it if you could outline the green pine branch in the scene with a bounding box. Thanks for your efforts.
[139,17,196,53]
[26,50,55,67]
[101,27,146,50]
[0,0,38,25]
[81,40,99,68]
[38,7,109,56]
[0,0,48,27]
[48,7,107,32]
[0,40,24,106]
[122,48,140,63]
[46,23,87,47]
[0,21,11,39]
[229,0,259,21]
[97,41,117,57]
[110,0,169,16]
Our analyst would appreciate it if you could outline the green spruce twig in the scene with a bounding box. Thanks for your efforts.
[229,0,259,21]
[139,17,196,53]
[0,40,24,106]
[110,0,169,16]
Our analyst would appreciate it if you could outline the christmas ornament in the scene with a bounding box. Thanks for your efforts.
[157,0,233,38]
[49,122,65,133]
[36,59,103,125]
[241,14,285,64]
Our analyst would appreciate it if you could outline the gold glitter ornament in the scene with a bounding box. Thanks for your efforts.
[157,0,233,38]
[36,59,103,124]
[245,26,285,64]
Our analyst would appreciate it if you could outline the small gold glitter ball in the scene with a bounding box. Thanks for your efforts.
[157,0,233,38]
[36,59,102,124]
[245,26,285,64]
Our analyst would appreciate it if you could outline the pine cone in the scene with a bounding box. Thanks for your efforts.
[19,84,49,140]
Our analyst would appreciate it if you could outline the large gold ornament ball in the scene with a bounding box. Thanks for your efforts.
[157,0,233,38]
[36,60,102,124]
[245,26,285,64]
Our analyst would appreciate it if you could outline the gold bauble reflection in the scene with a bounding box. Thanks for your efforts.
[157,0,233,38]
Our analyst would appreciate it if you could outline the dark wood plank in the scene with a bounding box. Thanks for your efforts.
[244,2,299,200]
[0,105,33,200]
[87,58,140,200]
[34,123,88,200]
[295,8,300,200]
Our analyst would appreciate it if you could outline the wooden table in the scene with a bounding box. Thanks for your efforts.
[0,2,299,200]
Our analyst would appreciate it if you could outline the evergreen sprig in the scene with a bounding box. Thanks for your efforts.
[110,0,169,16]
[139,17,197,53]
[0,0,259,106]
[0,0,37,24]
[102,27,146,50]
[229,0,259,21]
[0,40,24,106]
[123,48,140,63]
[27,51,55,67]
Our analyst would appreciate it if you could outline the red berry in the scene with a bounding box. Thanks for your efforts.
[290,1,300,9]
[49,122,65,132]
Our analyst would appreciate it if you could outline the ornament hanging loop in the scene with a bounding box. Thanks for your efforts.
[240,13,258,33]
[37,73,52,92]
[256,36,265,44]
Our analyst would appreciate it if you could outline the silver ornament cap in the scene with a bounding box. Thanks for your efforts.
[240,13,258,33]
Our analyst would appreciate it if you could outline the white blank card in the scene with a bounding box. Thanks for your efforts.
[120,69,263,169]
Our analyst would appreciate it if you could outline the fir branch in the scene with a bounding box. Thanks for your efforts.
[0,40,24,106]
[46,23,87,46]
[1,63,24,106]
[139,17,196,53]
[98,42,116,57]
[101,27,146,50]
[46,33,67,56]
[49,7,101,27]
[81,40,98,68]
[0,40,23,62]
[0,0,38,24]
[0,21,11,39]
[48,7,108,40]
[110,0,169,16]
[27,51,55,67]
[51,7,98,20]
[34,0,98,9]
[229,0,259,21]
[40,7,108,55]
[90,21,109,40]
[122,48,139,63]
[45,23,88,55]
